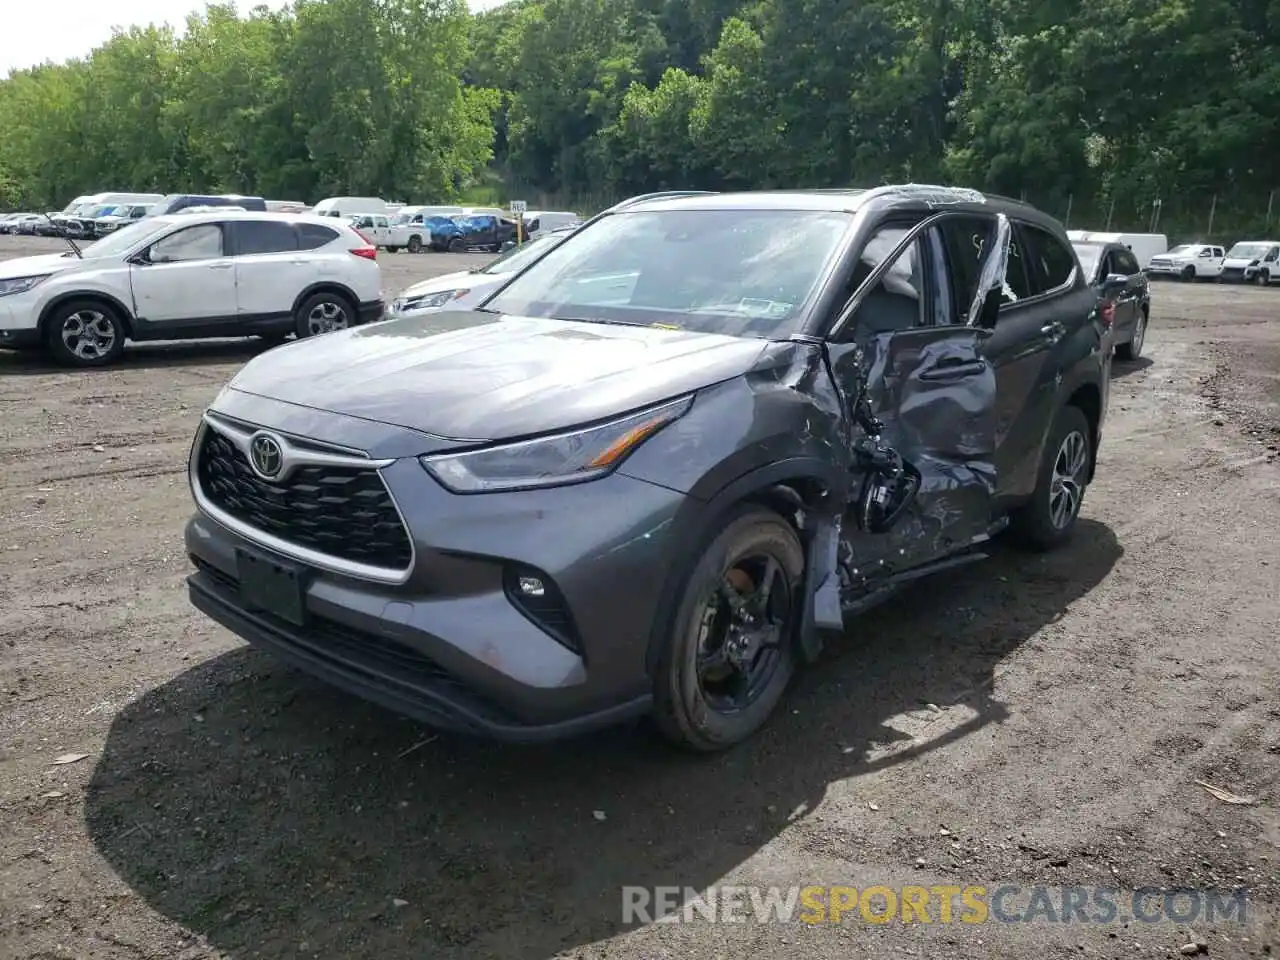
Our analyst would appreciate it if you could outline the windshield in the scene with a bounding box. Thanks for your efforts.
[1072,244,1103,280]
[1226,242,1269,259]
[479,233,569,275]
[483,209,853,338]
[1167,244,1200,256]
[79,218,174,258]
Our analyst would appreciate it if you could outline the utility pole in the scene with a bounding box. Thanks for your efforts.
[1207,194,1217,237]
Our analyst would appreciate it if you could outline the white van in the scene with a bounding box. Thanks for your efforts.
[522,210,581,236]
[313,196,388,219]
[1065,231,1168,270]
[1219,240,1280,285]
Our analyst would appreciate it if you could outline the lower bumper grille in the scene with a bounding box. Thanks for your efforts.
[195,426,412,571]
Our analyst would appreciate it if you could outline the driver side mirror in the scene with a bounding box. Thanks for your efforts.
[1101,273,1129,298]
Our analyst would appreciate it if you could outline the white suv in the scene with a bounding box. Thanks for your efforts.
[0,211,384,367]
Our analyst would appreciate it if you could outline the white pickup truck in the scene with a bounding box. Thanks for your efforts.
[349,213,430,254]
[1145,243,1225,281]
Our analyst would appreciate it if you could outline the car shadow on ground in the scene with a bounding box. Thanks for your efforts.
[0,339,273,375]
[1111,356,1154,379]
[85,519,1121,959]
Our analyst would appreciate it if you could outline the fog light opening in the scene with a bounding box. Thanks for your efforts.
[503,564,582,655]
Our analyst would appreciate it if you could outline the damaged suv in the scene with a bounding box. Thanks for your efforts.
[184,185,1109,751]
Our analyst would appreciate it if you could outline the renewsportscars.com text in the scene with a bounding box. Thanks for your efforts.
[622,885,1249,926]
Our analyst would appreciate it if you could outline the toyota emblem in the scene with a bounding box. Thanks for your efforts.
[249,433,284,479]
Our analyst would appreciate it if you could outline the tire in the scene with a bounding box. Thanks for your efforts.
[407,235,423,254]
[1115,308,1146,361]
[651,506,804,752]
[448,237,466,253]
[1181,265,1196,282]
[1257,270,1271,287]
[1009,404,1093,551]
[385,246,400,254]
[43,298,127,367]
[294,291,355,339]
[489,243,502,253]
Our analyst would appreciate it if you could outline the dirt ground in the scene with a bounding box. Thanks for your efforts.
[0,234,1277,960]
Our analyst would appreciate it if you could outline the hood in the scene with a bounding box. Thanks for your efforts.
[396,269,480,300]
[226,309,770,441]
[0,252,80,279]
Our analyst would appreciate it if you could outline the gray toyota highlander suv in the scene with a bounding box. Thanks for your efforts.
[184,185,1112,751]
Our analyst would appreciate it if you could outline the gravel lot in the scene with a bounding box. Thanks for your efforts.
[1,234,1277,960]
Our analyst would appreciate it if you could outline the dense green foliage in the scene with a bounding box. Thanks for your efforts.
[0,0,498,209]
[3,0,1279,236]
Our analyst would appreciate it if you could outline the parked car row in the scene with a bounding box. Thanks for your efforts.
[347,205,581,255]
[1145,241,1280,284]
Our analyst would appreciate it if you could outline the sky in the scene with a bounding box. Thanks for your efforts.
[1,0,507,76]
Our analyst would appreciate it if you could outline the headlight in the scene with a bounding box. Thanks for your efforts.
[420,395,694,493]
[394,289,467,312]
[0,275,50,297]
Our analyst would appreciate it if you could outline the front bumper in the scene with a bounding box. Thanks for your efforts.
[184,428,691,740]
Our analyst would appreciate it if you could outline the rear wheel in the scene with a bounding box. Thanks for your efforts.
[652,506,803,752]
[1115,308,1146,361]
[385,246,400,254]
[294,291,354,338]
[44,299,127,367]
[1009,405,1092,551]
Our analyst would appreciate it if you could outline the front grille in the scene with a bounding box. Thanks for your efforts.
[196,428,413,571]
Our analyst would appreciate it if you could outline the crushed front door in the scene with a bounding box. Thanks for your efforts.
[827,213,1011,589]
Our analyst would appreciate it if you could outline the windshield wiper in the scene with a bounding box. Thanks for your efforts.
[43,214,82,258]
[556,314,648,327]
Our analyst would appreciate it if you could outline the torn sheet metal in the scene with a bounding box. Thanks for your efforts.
[838,327,998,576]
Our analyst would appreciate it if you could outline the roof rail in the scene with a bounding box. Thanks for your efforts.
[858,183,992,207]
[606,190,719,212]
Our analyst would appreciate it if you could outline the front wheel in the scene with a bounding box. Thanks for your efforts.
[1009,405,1092,551]
[448,237,466,253]
[44,299,127,367]
[294,291,354,338]
[407,235,423,254]
[652,506,803,752]
[1257,269,1271,286]
[1181,265,1196,282]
